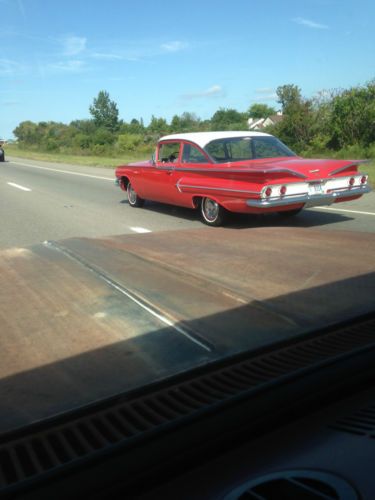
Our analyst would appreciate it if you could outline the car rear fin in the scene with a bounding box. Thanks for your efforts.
[329,160,369,176]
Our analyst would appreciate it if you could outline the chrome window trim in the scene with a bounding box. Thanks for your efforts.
[176,183,260,195]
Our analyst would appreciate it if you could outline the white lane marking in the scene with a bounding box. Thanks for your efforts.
[313,206,375,216]
[7,182,32,192]
[10,160,114,181]
[130,227,152,233]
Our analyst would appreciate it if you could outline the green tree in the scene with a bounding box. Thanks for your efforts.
[70,119,97,135]
[148,115,169,135]
[327,81,375,148]
[268,84,314,152]
[248,103,276,119]
[89,90,120,132]
[210,108,248,131]
[170,112,201,132]
[13,121,40,145]
[120,118,145,135]
[129,118,145,134]
[276,84,302,113]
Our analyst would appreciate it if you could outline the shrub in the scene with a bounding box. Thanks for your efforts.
[73,133,92,150]
[366,143,375,159]
[93,128,115,146]
[116,134,143,153]
[333,144,368,159]
[91,144,108,156]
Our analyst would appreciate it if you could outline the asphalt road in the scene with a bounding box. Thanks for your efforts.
[1,156,375,249]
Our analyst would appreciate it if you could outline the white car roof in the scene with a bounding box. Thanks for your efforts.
[159,131,271,149]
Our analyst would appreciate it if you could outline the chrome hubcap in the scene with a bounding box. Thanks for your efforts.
[127,184,137,204]
[203,198,219,221]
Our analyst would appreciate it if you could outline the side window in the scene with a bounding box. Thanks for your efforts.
[205,141,227,162]
[158,142,181,163]
[252,138,281,159]
[182,144,209,163]
[228,138,253,160]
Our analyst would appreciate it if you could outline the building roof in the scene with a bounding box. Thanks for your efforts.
[248,118,266,130]
[159,131,271,149]
[268,113,284,124]
[247,113,284,130]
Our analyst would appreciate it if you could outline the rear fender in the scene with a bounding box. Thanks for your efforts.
[176,176,261,197]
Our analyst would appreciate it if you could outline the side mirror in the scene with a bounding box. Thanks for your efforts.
[151,152,156,165]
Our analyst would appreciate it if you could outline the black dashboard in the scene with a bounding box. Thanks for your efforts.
[1,313,375,499]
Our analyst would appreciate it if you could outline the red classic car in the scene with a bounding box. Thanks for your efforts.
[115,131,371,226]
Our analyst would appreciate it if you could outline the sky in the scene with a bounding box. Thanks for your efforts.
[1,0,374,139]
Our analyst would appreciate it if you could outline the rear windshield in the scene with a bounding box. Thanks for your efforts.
[204,136,296,163]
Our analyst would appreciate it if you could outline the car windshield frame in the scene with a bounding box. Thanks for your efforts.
[204,136,297,163]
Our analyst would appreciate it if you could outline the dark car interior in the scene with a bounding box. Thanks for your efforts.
[1,311,375,499]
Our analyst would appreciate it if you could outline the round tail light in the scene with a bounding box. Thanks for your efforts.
[265,187,272,197]
[280,185,287,196]
[349,177,355,187]
[361,176,367,184]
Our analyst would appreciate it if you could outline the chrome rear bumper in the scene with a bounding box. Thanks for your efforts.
[246,185,371,208]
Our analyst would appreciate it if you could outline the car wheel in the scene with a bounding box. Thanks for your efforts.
[278,208,302,217]
[201,197,226,226]
[0,151,4,162]
[127,182,144,208]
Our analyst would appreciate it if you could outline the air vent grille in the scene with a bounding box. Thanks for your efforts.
[0,316,374,493]
[224,470,358,500]
[330,403,375,437]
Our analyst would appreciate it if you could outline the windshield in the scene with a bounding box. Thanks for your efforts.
[0,0,374,445]
[204,136,297,162]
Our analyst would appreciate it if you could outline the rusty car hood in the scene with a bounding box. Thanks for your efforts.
[1,227,375,435]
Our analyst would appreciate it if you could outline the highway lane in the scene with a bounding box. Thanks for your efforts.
[0,156,374,250]
[0,157,203,249]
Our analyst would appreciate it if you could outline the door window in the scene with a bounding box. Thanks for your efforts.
[158,142,181,163]
[182,144,209,163]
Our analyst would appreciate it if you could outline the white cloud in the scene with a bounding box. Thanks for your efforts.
[251,92,278,102]
[48,60,86,73]
[161,40,188,52]
[253,88,277,100]
[91,52,123,60]
[91,51,140,62]
[2,100,20,106]
[61,35,87,56]
[255,87,275,94]
[293,17,328,29]
[0,59,25,76]
[181,85,224,100]
[87,39,190,62]
[203,85,223,96]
